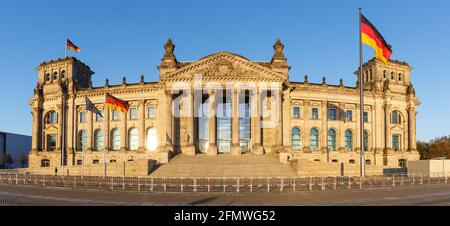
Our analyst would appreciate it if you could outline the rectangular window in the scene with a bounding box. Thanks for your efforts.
[293,107,300,119]
[129,107,137,120]
[79,112,86,123]
[47,134,56,151]
[363,112,368,123]
[311,108,319,120]
[112,110,120,121]
[346,110,353,121]
[392,135,400,151]
[328,108,337,120]
[96,110,103,121]
[148,107,156,119]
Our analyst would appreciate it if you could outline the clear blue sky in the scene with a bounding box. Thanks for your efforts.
[0,0,449,142]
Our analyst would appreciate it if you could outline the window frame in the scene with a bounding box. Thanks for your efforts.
[311,108,319,120]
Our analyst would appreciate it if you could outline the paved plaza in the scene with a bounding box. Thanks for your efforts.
[0,183,448,206]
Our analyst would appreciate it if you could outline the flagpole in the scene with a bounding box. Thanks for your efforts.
[359,7,365,178]
[103,93,107,178]
[61,94,65,177]
[65,37,67,58]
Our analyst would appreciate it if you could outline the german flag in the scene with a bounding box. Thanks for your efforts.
[105,93,129,112]
[361,14,392,63]
[67,39,80,53]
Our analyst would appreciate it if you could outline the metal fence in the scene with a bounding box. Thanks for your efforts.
[0,173,448,193]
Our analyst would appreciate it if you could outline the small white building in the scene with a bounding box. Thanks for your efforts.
[407,159,450,177]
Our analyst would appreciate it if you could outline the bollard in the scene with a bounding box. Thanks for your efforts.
[194,178,197,192]
[321,177,325,191]
[359,177,362,189]
[15,173,18,185]
[110,177,114,191]
[267,178,270,192]
[392,175,395,187]
[309,177,313,191]
[280,178,284,192]
[400,175,404,187]
[43,174,46,186]
[293,179,296,192]
[150,178,154,192]
[237,178,240,192]
[445,175,448,184]
[122,176,125,190]
[138,177,141,191]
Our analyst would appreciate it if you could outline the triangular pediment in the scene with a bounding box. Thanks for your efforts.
[162,52,285,82]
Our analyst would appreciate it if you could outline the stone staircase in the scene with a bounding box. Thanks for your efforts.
[150,154,298,178]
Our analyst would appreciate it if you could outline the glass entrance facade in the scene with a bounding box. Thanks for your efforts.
[239,91,251,153]
[217,91,231,153]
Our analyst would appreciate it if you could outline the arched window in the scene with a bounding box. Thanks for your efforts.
[391,71,395,80]
[310,128,319,151]
[79,130,87,151]
[391,111,401,124]
[383,70,387,79]
[327,129,336,151]
[111,128,121,151]
[61,70,66,79]
[365,71,368,82]
[46,111,58,124]
[398,73,402,81]
[291,127,301,151]
[364,131,369,152]
[345,129,353,151]
[349,159,355,164]
[53,72,58,80]
[93,160,99,164]
[146,127,157,151]
[76,160,83,165]
[332,159,338,163]
[94,129,104,151]
[128,128,139,151]
[366,159,372,165]
[41,159,50,167]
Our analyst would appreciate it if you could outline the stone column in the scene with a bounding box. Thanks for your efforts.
[303,100,311,153]
[231,88,241,156]
[181,90,196,155]
[355,104,360,152]
[408,105,417,152]
[138,100,145,153]
[338,103,345,153]
[385,104,392,153]
[104,106,110,154]
[31,107,41,153]
[207,89,218,155]
[321,101,328,154]
[57,104,63,151]
[252,88,264,155]
[87,110,93,153]
[66,98,74,154]
[282,90,291,150]
[120,110,127,153]
[272,89,284,153]
[164,91,174,152]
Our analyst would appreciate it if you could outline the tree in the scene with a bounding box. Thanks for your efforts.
[428,140,450,159]
[17,153,28,168]
[0,154,13,169]
[417,141,430,160]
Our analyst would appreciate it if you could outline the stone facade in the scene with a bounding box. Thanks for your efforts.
[27,39,420,176]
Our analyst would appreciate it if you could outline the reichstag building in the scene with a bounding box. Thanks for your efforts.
[27,39,420,176]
